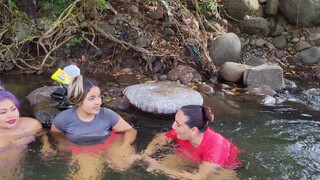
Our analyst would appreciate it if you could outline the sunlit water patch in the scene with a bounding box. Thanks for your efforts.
[287,88,320,111]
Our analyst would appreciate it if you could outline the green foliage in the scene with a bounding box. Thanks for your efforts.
[66,37,83,47]
[26,35,34,41]
[199,0,221,19]
[4,0,31,27]
[37,0,110,16]
[70,37,83,43]
[96,0,110,11]
[37,18,54,31]
[11,9,30,23]
[8,1,17,10]
[38,0,74,15]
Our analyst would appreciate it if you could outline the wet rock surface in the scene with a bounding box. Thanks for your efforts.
[26,86,61,125]
[123,82,203,114]
[167,65,202,85]
[244,63,285,90]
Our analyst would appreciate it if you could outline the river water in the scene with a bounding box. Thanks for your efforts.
[1,74,319,180]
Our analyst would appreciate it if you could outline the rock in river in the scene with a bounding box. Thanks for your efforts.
[26,86,61,125]
[123,82,203,114]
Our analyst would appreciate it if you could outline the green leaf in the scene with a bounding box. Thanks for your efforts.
[42,2,51,10]
[96,0,110,10]
[8,1,17,10]
[26,36,33,41]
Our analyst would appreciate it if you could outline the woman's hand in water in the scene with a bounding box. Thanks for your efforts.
[40,145,57,160]
[142,156,160,172]
[106,143,136,170]
[40,133,57,160]
[127,147,153,164]
[126,151,160,172]
[118,143,135,158]
[127,154,142,164]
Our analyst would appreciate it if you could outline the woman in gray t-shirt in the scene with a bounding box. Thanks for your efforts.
[50,75,137,177]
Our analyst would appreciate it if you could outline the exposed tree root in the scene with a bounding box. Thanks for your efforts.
[192,0,215,69]
[0,0,223,76]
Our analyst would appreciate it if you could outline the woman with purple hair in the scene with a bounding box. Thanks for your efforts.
[0,86,42,179]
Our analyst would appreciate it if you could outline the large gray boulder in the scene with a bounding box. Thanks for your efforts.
[208,33,241,66]
[27,86,58,106]
[222,0,263,20]
[123,82,203,114]
[279,0,320,27]
[243,63,285,90]
[26,86,61,125]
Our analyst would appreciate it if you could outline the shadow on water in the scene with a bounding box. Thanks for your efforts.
[1,74,320,179]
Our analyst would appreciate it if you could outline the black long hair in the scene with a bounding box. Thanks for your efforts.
[181,105,214,132]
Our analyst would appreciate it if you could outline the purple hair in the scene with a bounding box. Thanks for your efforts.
[0,86,21,110]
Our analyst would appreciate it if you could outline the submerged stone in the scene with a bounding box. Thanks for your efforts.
[26,86,61,125]
[123,82,203,114]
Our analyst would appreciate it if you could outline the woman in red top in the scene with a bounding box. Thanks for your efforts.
[140,105,241,179]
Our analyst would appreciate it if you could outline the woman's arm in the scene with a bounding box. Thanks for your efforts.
[142,133,170,157]
[146,160,238,180]
[196,162,237,180]
[49,124,71,152]
[107,117,137,170]
[112,117,137,146]
[50,124,63,133]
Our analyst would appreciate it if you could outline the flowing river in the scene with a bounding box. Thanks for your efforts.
[1,74,319,180]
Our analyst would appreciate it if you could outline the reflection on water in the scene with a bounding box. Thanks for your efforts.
[1,75,320,179]
[0,148,26,180]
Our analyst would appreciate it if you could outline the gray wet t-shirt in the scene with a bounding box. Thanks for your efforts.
[53,107,119,145]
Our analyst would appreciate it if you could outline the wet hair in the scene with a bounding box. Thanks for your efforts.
[0,86,21,110]
[67,75,99,105]
[181,105,214,132]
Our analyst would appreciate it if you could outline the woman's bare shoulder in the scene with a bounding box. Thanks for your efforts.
[0,136,9,148]
[20,117,42,132]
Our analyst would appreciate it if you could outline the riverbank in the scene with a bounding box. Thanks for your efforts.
[1,0,320,97]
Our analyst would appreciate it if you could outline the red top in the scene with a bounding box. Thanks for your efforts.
[166,128,241,169]
[69,131,123,154]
